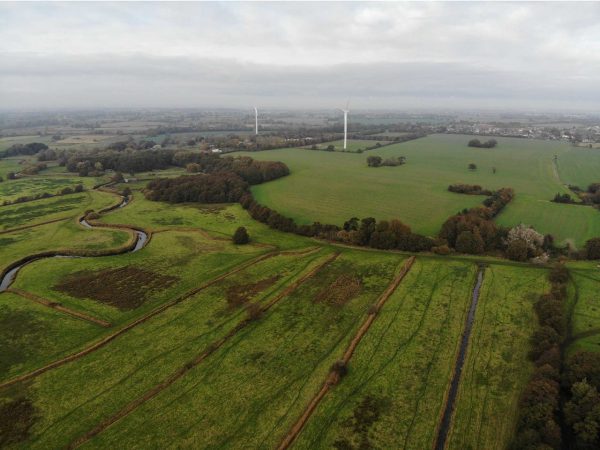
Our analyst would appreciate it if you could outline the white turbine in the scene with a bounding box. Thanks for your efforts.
[254,106,258,135]
[339,101,350,150]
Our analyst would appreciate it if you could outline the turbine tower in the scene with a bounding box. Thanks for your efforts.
[339,100,350,150]
[254,106,258,135]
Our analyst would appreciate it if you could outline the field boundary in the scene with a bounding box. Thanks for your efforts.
[7,288,112,327]
[433,265,485,450]
[277,255,416,450]
[0,216,71,235]
[67,251,339,449]
[0,247,320,390]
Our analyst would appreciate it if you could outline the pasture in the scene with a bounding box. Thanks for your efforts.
[238,134,600,246]
[448,265,548,450]
[1,132,600,449]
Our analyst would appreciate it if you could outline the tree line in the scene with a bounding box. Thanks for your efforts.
[513,265,600,449]
[0,142,48,158]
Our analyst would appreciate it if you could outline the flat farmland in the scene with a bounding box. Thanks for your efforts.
[447,264,548,450]
[568,265,600,352]
[237,134,600,245]
[74,250,406,449]
[292,258,476,450]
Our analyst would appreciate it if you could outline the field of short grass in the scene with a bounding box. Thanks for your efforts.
[0,172,104,203]
[101,188,312,250]
[568,265,600,352]
[78,250,405,449]
[0,248,340,448]
[292,257,475,450]
[448,264,548,450]
[236,134,599,246]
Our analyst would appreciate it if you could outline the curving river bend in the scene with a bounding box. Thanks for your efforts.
[0,195,148,292]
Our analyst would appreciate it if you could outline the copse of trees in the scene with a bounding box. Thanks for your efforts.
[468,163,477,170]
[552,192,576,204]
[0,142,48,158]
[366,155,406,167]
[439,187,514,255]
[145,172,249,204]
[448,184,492,196]
[468,138,498,148]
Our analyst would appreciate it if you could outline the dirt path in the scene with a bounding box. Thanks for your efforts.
[0,247,320,391]
[277,256,416,450]
[67,251,339,449]
[7,288,112,327]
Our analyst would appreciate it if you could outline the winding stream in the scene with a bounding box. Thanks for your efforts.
[0,195,148,292]
[434,266,485,450]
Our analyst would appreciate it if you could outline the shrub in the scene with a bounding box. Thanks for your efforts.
[331,360,348,378]
[584,238,600,260]
[233,226,250,245]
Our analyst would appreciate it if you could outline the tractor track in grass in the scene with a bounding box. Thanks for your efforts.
[66,251,339,449]
[402,272,467,449]
[303,260,444,448]
[217,257,402,449]
[31,247,325,442]
[277,256,415,450]
[0,247,321,391]
[6,287,112,327]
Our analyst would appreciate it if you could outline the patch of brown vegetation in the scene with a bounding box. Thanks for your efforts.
[54,266,178,310]
[226,275,281,307]
[315,274,362,306]
[0,397,37,447]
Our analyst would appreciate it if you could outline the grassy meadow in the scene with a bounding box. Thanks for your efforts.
[238,134,600,246]
[447,265,548,450]
[292,258,476,450]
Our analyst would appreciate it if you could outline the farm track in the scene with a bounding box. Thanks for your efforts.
[277,256,416,450]
[0,216,70,235]
[304,260,442,448]
[0,247,319,390]
[67,251,339,449]
[6,287,112,327]
[0,184,323,389]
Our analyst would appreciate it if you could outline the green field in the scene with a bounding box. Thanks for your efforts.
[237,134,600,246]
[293,258,476,449]
[448,265,548,450]
[2,132,600,449]
[568,263,600,352]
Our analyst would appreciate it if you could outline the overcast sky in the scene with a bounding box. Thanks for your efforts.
[1,1,600,112]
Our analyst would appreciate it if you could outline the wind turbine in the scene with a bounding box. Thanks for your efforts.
[339,100,350,150]
[254,106,258,135]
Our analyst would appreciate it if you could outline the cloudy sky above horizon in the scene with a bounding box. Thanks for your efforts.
[1,1,600,112]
